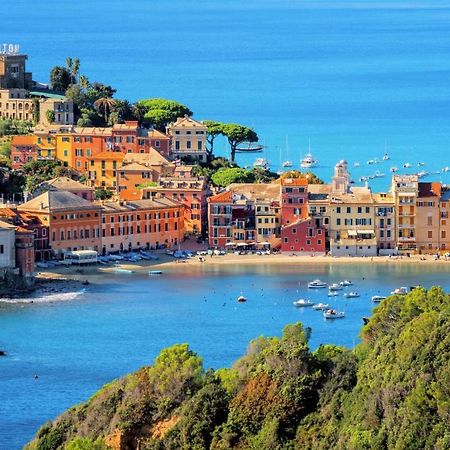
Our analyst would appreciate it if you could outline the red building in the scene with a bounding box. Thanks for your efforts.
[280,177,309,226]
[11,135,37,169]
[15,226,35,283]
[281,217,326,254]
[208,191,233,248]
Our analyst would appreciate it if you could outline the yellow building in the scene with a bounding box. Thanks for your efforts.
[166,116,208,162]
[0,89,34,121]
[372,192,396,254]
[87,152,124,190]
[34,125,58,160]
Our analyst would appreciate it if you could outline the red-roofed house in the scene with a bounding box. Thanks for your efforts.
[11,135,37,169]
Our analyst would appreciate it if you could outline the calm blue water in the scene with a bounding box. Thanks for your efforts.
[3,1,450,188]
[2,263,450,448]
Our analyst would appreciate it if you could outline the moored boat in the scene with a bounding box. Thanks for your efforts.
[372,295,387,303]
[327,291,339,297]
[344,291,360,298]
[313,302,330,310]
[149,270,162,275]
[301,153,318,169]
[282,160,292,167]
[308,279,327,289]
[329,283,343,291]
[323,309,345,319]
[253,158,269,170]
[339,280,352,286]
[391,287,408,295]
[237,294,247,303]
[293,299,314,307]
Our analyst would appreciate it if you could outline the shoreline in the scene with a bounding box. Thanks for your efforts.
[33,252,450,280]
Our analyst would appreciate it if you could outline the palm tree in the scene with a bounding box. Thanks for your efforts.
[79,75,90,90]
[132,103,147,124]
[94,97,116,124]
[72,58,80,82]
[113,99,132,122]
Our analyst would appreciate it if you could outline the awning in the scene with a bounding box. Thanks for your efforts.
[259,241,271,245]
[357,229,375,234]
[236,242,248,247]
[225,242,236,246]
[348,230,357,237]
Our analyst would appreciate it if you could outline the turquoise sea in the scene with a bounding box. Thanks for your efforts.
[2,263,450,448]
[3,0,450,447]
[4,1,450,188]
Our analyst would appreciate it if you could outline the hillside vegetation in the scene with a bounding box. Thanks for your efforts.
[26,287,450,450]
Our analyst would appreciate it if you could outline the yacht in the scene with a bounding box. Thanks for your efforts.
[327,291,339,297]
[282,160,292,168]
[253,158,269,170]
[313,302,330,310]
[293,299,314,307]
[344,291,360,298]
[301,153,318,169]
[323,309,345,319]
[329,283,343,291]
[372,295,387,303]
[391,287,408,295]
[308,279,327,289]
[339,280,353,286]
[237,294,247,303]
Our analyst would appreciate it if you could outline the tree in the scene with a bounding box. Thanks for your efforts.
[93,98,116,124]
[203,120,225,160]
[211,167,253,187]
[110,99,133,125]
[281,170,324,184]
[132,103,147,123]
[93,188,113,200]
[46,110,55,124]
[137,98,193,131]
[50,66,73,93]
[222,124,258,162]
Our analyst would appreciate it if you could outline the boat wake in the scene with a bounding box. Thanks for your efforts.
[0,288,86,304]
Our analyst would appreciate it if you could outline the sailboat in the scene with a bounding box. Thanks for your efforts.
[282,136,292,167]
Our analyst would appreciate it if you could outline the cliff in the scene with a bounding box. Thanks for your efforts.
[26,287,450,450]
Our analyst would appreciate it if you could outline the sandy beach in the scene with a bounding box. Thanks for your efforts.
[35,252,450,281]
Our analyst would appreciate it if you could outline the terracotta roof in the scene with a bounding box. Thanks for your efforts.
[18,190,101,213]
[101,197,182,212]
[0,208,18,218]
[209,191,233,203]
[418,182,441,198]
[228,183,280,202]
[149,129,170,139]
[36,177,92,192]
[15,226,33,233]
[89,152,125,161]
[122,149,173,167]
[280,177,308,186]
[169,116,207,130]
[330,187,374,204]
[11,135,35,146]
[119,162,154,172]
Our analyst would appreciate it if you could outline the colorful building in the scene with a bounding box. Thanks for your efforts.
[11,134,37,169]
[167,116,208,162]
[280,218,326,254]
[99,198,184,254]
[32,177,94,202]
[0,89,34,121]
[18,191,102,256]
[87,151,125,190]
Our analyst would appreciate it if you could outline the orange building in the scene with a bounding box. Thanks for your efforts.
[117,151,175,200]
[87,151,125,190]
[18,190,102,256]
[142,176,209,235]
[99,198,184,254]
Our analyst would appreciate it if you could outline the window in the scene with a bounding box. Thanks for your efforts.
[428,231,433,239]
[346,207,351,214]
[175,141,180,150]
[292,228,297,234]
[0,244,3,254]
[186,140,191,149]
[336,218,341,225]
[336,207,341,214]
[197,141,202,150]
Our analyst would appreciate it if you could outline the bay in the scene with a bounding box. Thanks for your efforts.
[2,262,450,448]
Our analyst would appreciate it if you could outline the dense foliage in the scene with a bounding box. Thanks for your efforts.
[137,99,193,131]
[25,287,450,450]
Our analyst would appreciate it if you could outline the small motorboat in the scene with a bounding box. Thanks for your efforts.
[328,283,343,291]
[301,153,318,168]
[403,162,412,168]
[323,309,345,319]
[374,170,385,178]
[253,158,269,170]
[367,159,375,165]
[391,287,408,295]
[417,162,425,166]
[359,176,368,182]
[372,295,387,303]
[149,270,162,275]
[282,160,292,167]
[344,292,360,298]
[313,302,330,310]
[308,279,327,289]
[354,162,360,167]
[113,268,134,274]
[339,280,352,286]
[442,166,450,173]
[382,153,390,161]
[237,295,247,303]
[293,299,314,307]
[327,291,339,297]
[417,171,428,178]
[390,166,398,172]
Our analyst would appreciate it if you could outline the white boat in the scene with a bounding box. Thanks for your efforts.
[329,283,343,291]
[308,279,327,289]
[390,166,398,172]
[359,176,368,182]
[382,153,390,161]
[372,295,387,303]
[367,159,375,165]
[282,160,292,167]
[391,287,408,295]
[442,166,450,173]
[339,280,352,286]
[300,153,318,169]
[417,162,425,167]
[344,292,360,298]
[253,158,269,170]
[323,309,345,319]
[237,294,247,303]
[313,302,330,310]
[374,170,385,178]
[327,291,339,297]
[293,299,314,307]
[417,171,428,178]
[114,268,134,274]
[149,270,162,275]
[403,162,412,168]
[354,162,360,167]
